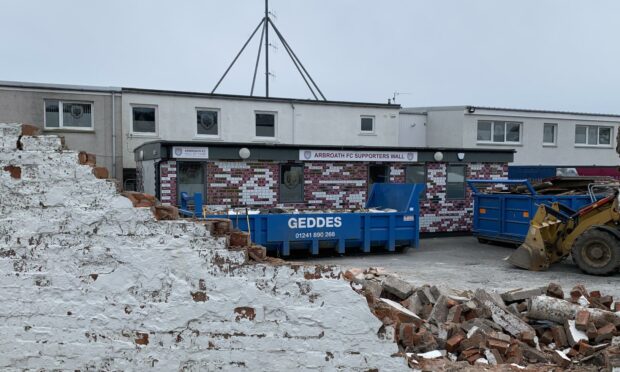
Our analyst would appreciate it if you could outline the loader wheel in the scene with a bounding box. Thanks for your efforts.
[571,229,620,276]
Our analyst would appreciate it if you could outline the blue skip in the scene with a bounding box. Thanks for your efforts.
[467,179,598,244]
[180,183,425,256]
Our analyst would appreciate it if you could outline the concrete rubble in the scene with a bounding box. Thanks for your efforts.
[0,124,405,370]
[345,267,620,371]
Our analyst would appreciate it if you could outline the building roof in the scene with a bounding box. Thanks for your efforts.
[0,80,121,93]
[402,105,620,118]
[0,80,399,109]
[121,87,400,109]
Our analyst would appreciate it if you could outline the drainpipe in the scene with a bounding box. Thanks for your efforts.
[111,91,117,179]
[291,103,296,144]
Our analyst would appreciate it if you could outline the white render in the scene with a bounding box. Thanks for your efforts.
[404,106,620,166]
[122,92,401,168]
[0,123,403,370]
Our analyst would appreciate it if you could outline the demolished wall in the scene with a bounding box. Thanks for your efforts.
[0,124,403,371]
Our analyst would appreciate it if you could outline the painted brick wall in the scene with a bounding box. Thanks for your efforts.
[305,162,368,209]
[159,159,507,233]
[0,124,403,371]
[418,162,508,233]
[160,161,177,206]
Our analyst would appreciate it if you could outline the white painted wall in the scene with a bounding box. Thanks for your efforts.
[398,112,427,147]
[425,109,465,148]
[122,93,401,168]
[462,109,620,166]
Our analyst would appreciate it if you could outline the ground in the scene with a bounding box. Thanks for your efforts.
[302,236,620,300]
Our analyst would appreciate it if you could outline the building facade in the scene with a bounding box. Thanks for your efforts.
[0,81,123,180]
[135,142,512,233]
[401,106,620,169]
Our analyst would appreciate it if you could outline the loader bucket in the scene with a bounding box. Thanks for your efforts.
[508,225,551,271]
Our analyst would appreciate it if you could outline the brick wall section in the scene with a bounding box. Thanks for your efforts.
[159,161,177,206]
[160,159,507,232]
[0,123,403,371]
[207,161,278,206]
[419,162,508,233]
[305,162,368,209]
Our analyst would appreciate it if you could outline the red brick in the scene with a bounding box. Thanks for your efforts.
[3,165,21,179]
[575,310,590,331]
[595,323,616,343]
[446,333,465,352]
[78,151,97,166]
[92,166,109,179]
[20,124,40,136]
[551,325,569,348]
[487,338,510,354]
[151,205,179,221]
[578,340,594,356]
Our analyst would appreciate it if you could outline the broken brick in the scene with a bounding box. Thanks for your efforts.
[151,205,179,221]
[487,338,510,354]
[540,329,554,345]
[229,231,251,247]
[578,340,594,356]
[20,124,40,136]
[446,333,465,352]
[595,323,616,343]
[191,291,208,302]
[446,305,462,323]
[586,322,598,340]
[398,323,417,346]
[3,165,21,179]
[551,326,568,347]
[575,310,590,331]
[381,275,414,300]
[519,330,536,347]
[92,166,109,179]
[546,282,564,299]
[78,151,97,166]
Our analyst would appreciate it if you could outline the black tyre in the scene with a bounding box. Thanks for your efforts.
[571,228,620,276]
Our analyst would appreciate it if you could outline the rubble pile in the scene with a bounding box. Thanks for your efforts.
[345,268,620,370]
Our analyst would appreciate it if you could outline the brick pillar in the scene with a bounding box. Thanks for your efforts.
[160,161,177,206]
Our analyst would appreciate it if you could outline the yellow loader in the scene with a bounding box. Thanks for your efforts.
[508,191,620,275]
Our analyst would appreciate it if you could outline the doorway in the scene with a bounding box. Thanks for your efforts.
[177,162,205,205]
[368,164,389,190]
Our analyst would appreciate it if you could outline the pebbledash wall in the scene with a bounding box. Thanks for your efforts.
[137,142,513,234]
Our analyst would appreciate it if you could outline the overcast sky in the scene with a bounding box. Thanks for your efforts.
[1,1,619,112]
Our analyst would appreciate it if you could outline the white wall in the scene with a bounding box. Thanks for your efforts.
[122,93,401,168]
[425,109,465,148]
[462,110,620,166]
[398,112,427,147]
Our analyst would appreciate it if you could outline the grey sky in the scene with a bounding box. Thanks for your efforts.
[1,1,619,112]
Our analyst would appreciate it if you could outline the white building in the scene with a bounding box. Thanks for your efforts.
[122,88,401,169]
[400,106,620,167]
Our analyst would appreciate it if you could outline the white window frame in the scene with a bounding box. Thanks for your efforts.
[543,123,558,146]
[476,120,522,145]
[130,104,158,137]
[44,100,94,131]
[195,107,221,139]
[574,124,613,148]
[254,110,277,140]
[360,115,375,134]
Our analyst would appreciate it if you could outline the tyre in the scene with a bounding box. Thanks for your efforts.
[571,228,620,276]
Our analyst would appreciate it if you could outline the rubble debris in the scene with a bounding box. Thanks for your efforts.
[344,267,620,369]
[381,275,414,299]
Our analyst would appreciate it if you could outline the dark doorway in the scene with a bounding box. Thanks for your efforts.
[368,164,389,190]
[177,162,206,205]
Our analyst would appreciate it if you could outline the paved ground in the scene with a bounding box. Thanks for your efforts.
[302,236,620,299]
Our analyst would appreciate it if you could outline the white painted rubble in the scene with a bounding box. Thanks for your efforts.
[0,123,403,371]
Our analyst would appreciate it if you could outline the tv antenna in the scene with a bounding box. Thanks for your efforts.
[211,0,326,100]
[389,91,411,104]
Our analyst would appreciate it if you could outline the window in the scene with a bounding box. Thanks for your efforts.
[44,100,93,129]
[196,109,218,136]
[405,165,427,199]
[256,112,275,137]
[280,164,304,203]
[361,116,374,133]
[446,165,466,199]
[132,106,156,134]
[477,120,521,143]
[575,125,612,146]
[543,123,557,145]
